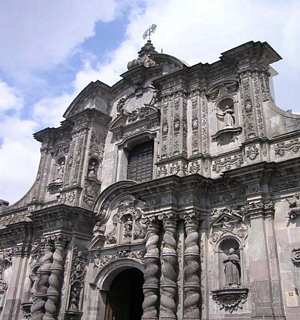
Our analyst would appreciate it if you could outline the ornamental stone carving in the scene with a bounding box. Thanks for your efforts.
[287,193,300,221]
[104,200,147,246]
[66,247,88,316]
[159,217,178,320]
[274,139,300,157]
[210,208,248,245]
[211,288,248,313]
[291,248,300,265]
[142,218,160,320]
[183,215,201,319]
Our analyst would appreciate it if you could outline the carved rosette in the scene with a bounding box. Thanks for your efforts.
[142,218,160,320]
[183,215,201,319]
[43,237,68,320]
[31,240,54,320]
[159,216,178,319]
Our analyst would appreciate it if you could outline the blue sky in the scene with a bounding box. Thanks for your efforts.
[0,0,300,203]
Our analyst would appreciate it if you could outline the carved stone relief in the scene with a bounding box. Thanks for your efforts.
[104,200,147,246]
[93,249,145,272]
[66,247,88,314]
[212,153,243,174]
[0,248,12,313]
[291,248,300,265]
[274,139,300,157]
[287,193,300,221]
[210,208,248,245]
[245,144,259,161]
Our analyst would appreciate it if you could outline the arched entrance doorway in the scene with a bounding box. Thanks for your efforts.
[104,268,144,320]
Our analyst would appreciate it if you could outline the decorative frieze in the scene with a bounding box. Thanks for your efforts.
[212,153,243,173]
[274,138,300,157]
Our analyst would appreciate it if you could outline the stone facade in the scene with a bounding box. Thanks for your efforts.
[1,40,300,320]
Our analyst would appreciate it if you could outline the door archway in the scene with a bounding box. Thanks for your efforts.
[105,268,144,320]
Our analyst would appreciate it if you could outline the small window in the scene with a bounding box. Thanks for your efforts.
[127,141,154,183]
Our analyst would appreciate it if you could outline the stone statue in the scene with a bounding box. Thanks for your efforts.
[223,248,240,287]
[87,158,98,178]
[217,105,235,128]
[55,157,65,183]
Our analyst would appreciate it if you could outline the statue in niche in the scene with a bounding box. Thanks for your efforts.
[223,248,241,288]
[87,158,99,179]
[123,215,133,239]
[55,157,65,183]
[217,105,235,129]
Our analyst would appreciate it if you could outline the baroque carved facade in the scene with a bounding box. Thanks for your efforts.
[1,40,300,320]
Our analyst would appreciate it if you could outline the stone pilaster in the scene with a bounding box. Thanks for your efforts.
[159,216,178,320]
[246,200,284,319]
[264,201,285,318]
[142,218,161,320]
[183,215,201,320]
[43,236,68,320]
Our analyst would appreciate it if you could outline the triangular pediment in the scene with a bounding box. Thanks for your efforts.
[211,208,243,228]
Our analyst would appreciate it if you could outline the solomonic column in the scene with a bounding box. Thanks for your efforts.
[142,218,160,320]
[31,240,54,320]
[183,214,201,320]
[159,215,178,320]
[43,236,68,320]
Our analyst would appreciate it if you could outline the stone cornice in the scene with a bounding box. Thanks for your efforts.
[31,204,95,237]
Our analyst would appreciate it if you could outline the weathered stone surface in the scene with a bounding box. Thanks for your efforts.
[1,39,300,319]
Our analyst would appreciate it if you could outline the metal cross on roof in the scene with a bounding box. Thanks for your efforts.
[143,24,157,41]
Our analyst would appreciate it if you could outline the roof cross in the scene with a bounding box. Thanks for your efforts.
[143,24,157,41]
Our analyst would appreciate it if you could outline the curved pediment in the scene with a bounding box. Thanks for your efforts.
[63,80,112,119]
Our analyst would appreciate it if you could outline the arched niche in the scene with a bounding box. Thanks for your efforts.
[218,237,242,289]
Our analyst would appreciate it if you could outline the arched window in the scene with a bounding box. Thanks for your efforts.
[127,141,154,183]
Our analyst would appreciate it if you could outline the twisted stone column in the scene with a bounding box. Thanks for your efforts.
[159,216,178,320]
[43,237,67,320]
[31,241,54,320]
[183,215,201,320]
[142,218,160,320]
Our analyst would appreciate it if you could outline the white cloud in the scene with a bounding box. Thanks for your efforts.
[0,115,40,204]
[33,93,74,127]
[0,0,120,77]
[0,80,22,114]
[75,0,300,110]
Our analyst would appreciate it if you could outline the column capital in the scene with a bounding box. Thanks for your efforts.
[242,199,274,219]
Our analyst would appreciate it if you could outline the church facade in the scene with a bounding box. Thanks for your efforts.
[1,40,300,320]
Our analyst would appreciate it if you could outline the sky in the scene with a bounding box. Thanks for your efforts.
[0,0,299,204]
